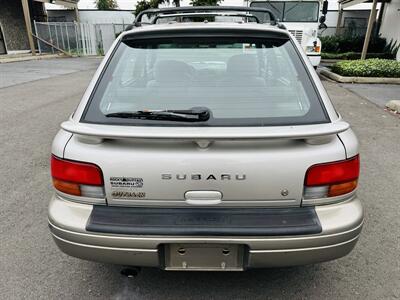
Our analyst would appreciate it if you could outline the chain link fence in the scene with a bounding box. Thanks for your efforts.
[34,21,126,56]
[93,23,126,56]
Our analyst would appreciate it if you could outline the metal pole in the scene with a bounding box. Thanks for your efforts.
[74,22,79,55]
[32,33,72,57]
[85,24,90,55]
[89,24,95,55]
[81,23,86,55]
[60,23,66,51]
[83,24,89,55]
[335,4,343,35]
[74,6,80,22]
[54,23,60,49]
[48,22,54,54]
[361,0,378,60]
[65,23,71,54]
[86,24,93,55]
[87,24,91,55]
[33,20,41,54]
[21,0,36,55]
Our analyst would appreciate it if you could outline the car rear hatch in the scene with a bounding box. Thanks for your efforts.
[60,27,347,208]
[62,121,348,207]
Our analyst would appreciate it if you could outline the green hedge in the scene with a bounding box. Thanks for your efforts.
[321,52,395,60]
[330,59,400,78]
[320,35,399,59]
[321,35,389,53]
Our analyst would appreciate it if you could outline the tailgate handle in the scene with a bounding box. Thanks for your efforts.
[185,191,222,205]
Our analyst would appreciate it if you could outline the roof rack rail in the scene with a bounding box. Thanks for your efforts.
[133,6,277,27]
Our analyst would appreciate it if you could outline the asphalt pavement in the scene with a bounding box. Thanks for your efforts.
[0,58,399,299]
[0,57,101,89]
[340,83,400,108]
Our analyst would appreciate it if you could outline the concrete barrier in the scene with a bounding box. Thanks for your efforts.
[319,68,400,84]
[386,100,400,113]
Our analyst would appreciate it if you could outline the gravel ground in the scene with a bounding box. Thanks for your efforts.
[0,58,399,299]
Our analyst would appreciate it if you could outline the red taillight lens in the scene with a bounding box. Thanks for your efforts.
[304,155,359,199]
[51,155,104,198]
[51,155,103,186]
[305,155,359,186]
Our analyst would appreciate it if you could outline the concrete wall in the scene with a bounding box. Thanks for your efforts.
[47,10,76,22]
[79,10,135,24]
[379,0,400,60]
[47,9,135,24]
[0,0,29,52]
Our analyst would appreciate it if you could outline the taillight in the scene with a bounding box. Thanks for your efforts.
[51,155,105,198]
[304,155,359,199]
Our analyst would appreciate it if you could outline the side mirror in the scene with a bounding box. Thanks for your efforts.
[322,1,328,16]
[319,15,326,23]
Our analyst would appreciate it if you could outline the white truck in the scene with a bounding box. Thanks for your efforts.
[250,0,328,67]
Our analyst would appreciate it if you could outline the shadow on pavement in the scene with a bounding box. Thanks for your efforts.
[86,262,330,299]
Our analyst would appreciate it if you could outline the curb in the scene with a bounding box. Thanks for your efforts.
[319,68,400,84]
[0,54,68,64]
[320,59,341,66]
[321,59,342,63]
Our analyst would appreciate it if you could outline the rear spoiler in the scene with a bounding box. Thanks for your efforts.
[61,120,349,140]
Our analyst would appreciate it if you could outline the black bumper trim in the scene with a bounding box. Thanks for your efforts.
[86,206,322,236]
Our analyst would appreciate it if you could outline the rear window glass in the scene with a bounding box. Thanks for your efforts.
[82,36,328,126]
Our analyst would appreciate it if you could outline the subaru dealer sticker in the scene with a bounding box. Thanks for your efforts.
[110,177,143,188]
[110,177,146,199]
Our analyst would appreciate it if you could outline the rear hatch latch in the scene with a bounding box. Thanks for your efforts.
[184,190,222,205]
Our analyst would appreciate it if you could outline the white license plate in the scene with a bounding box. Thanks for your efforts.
[164,244,245,271]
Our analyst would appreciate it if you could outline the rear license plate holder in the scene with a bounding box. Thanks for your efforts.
[164,244,245,271]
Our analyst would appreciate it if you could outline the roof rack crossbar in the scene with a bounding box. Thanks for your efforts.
[152,12,261,24]
[134,6,276,26]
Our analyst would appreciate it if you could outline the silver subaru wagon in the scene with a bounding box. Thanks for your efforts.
[48,7,363,271]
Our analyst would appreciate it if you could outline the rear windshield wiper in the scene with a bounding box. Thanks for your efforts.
[105,108,210,122]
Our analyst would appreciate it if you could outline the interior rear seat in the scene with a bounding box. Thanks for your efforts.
[219,54,266,87]
[147,60,193,87]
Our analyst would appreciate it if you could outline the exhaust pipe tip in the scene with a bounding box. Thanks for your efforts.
[120,267,141,278]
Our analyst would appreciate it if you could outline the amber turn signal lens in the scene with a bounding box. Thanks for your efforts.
[314,46,321,53]
[52,179,81,196]
[328,180,358,197]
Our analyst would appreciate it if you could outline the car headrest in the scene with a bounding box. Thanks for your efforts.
[226,54,259,77]
[154,60,193,82]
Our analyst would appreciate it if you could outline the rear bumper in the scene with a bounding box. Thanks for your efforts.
[48,195,363,269]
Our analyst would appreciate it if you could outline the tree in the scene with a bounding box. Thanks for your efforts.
[134,0,172,15]
[190,0,221,6]
[134,0,152,15]
[95,0,118,10]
